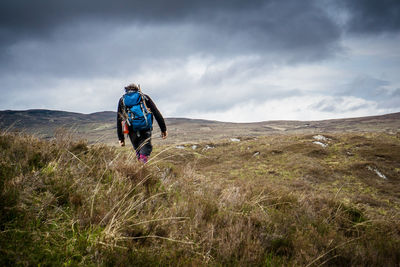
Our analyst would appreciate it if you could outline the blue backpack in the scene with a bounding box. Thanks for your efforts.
[123,91,153,131]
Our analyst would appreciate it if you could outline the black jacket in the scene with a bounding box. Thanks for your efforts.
[117,92,167,141]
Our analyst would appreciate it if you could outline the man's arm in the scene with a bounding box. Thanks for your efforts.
[144,95,167,137]
[117,98,125,144]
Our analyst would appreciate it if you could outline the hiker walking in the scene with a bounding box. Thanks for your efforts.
[117,83,167,163]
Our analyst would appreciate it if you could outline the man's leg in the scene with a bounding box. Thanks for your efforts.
[128,131,140,160]
[137,130,152,163]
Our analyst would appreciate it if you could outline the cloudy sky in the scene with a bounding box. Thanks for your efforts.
[0,0,399,122]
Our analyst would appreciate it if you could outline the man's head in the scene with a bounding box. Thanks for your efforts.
[125,83,139,91]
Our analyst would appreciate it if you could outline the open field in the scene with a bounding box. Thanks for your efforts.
[1,128,400,265]
[1,109,400,145]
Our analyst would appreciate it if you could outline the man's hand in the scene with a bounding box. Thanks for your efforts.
[161,131,168,139]
[119,140,125,147]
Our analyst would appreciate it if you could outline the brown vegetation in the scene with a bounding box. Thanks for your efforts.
[1,110,399,145]
[1,130,400,266]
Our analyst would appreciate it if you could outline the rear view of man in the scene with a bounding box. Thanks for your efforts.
[117,83,167,163]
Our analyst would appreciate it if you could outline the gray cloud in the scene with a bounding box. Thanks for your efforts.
[0,1,328,36]
[0,0,342,58]
[338,76,390,101]
[391,88,400,97]
[337,0,400,34]
[313,75,400,112]
[0,0,345,90]
[311,97,370,113]
[175,86,305,114]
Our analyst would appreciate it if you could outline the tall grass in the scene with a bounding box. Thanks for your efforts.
[1,131,399,266]
[0,131,180,265]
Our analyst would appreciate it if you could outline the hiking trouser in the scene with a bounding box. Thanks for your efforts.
[128,129,153,157]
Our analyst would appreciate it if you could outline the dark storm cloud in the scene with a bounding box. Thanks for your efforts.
[0,0,341,56]
[0,0,269,46]
[0,0,346,90]
[1,0,397,73]
[337,0,400,34]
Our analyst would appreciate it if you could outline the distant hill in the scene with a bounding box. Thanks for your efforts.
[1,109,399,145]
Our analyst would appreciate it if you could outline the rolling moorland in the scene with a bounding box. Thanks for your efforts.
[1,110,400,265]
[1,109,400,144]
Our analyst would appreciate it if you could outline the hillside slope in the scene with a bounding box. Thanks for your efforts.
[1,109,399,145]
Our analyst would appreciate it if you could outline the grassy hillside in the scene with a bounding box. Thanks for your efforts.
[1,109,400,145]
[1,130,400,266]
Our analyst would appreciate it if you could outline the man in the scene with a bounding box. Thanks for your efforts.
[117,83,167,163]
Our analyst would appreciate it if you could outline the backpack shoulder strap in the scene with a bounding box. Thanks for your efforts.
[137,91,151,113]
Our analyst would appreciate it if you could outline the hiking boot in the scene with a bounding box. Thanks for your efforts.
[139,154,148,163]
